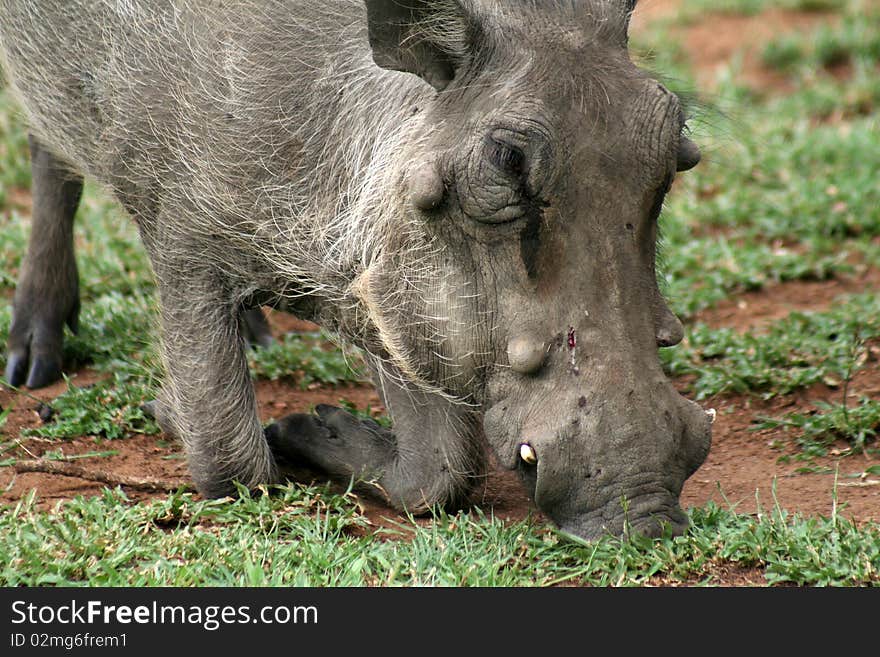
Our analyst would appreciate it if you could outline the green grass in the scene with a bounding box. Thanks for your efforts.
[1,484,877,586]
[661,293,880,400]
[762,36,809,72]
[756,397,880,458]
[248,332,365,388]
[632,2,880,319]
[677,0,850,22]
[16,372,159,442]
[659,108,880,319]
[762,10,880,73]
[0,83,30,206]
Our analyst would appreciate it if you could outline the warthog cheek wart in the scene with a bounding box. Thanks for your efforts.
[507,335,547,374]
[409,160,445,211]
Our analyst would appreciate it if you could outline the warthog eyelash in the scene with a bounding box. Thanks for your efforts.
[485,137,525,176]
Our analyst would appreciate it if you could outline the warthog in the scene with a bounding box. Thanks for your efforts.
[0,0,712,540]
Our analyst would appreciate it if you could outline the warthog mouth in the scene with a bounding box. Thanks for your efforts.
[548,489,691,542]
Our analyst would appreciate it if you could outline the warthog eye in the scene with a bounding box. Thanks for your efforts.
[486,136,525,176]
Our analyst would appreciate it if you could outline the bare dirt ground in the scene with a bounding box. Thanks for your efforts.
[682,285,880,525]
[1,2,878,583]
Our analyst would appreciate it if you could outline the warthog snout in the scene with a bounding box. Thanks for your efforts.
[486,338,713,541]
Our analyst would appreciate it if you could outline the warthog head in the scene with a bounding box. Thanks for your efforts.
[360,0,712,539]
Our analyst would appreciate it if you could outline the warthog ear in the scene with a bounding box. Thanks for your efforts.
[364,0,476,91]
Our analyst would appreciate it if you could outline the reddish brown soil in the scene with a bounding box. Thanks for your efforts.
[2,4,878,587]
[633,0,880,96]
[697,263,880,333]
[680,8,839,93]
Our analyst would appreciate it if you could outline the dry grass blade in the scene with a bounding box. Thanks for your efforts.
[13,459,193,493]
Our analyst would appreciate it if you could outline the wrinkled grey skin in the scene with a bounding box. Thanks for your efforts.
[0,0,711,541]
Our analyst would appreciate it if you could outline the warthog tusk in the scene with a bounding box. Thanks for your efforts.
[519,443,538,465]
[706,408,717,425]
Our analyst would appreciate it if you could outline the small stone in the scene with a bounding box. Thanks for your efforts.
[36,402,54,424]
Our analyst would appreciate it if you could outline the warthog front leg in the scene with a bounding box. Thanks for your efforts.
[267,369,486,512]
[5,135,83,389]
[149,255,277,497]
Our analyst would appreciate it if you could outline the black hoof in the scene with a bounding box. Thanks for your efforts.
[265,413,333,465]
[25,354,63,389]
[4,350,29,387]
[3,350,62,389]
[265,406,394,478]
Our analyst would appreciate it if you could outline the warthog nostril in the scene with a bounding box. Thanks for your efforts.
[519,442,538,465]
[507,335,547,374]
